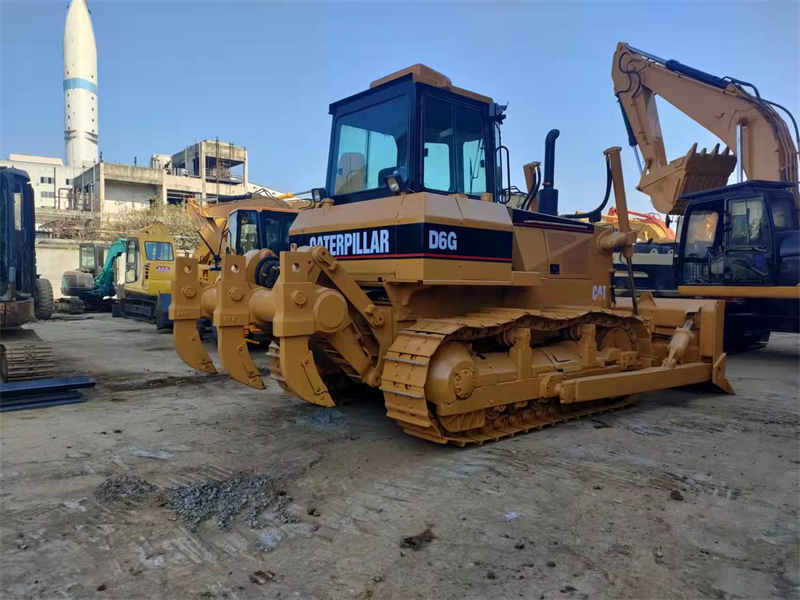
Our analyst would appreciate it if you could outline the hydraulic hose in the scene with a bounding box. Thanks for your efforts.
[561,157,613,223]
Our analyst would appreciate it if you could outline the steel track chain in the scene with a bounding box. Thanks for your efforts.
[380,308,643,446]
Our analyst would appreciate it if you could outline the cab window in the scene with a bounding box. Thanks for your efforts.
[331,95,409,195]
[260,212,294,254]
[80,245,95,270]
[684,210,719,258]
[729,198,768,247]
[144,241,174,261]
[13,183,23,231]
[423,97,487,196]
[237,211,259,254]
[770,197,796,231]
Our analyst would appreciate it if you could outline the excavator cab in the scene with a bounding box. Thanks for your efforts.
[678,181,800,337]
[78,243,111,276]
[116,223,176,326]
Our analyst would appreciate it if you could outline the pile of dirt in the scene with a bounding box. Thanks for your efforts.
[94,476,159,505]
[164,473,284,531]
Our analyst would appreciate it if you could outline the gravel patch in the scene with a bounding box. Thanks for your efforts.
[164,473,285,531]
[94,476,159,505]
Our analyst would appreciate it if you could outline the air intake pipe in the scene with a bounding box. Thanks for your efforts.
[538,129,560,215]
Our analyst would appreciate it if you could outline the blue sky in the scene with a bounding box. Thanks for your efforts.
[1,1,798,213]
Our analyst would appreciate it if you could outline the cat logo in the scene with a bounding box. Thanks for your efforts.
[592,285,607,301]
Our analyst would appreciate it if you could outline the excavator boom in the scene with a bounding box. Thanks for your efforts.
[613,42,799,214]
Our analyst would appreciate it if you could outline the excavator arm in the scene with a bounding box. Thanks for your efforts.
[91,238,126,298]
[612,42,799,214]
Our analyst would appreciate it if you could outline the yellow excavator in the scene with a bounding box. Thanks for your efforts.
[113,223,177,327]
[613,42,800,346]
[171,65,731,446]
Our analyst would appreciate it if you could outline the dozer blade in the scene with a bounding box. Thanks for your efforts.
[215,255,265,390]
[277,336,335,407]
[640,143,736,214]
[171,257,216,374]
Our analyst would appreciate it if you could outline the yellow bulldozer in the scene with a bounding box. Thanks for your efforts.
[171,65,732,446]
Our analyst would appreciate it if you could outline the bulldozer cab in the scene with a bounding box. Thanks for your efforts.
[324,64,503,205]
[678,181,799,287]
[227,208,296,256]
[123,224,176,297]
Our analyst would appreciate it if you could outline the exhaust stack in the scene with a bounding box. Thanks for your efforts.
[538,129,560,215]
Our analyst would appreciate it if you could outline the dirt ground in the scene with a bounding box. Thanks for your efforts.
[1,314,798,600]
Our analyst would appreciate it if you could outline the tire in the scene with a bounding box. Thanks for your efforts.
[1,346,8,384]
[35,278,54,321]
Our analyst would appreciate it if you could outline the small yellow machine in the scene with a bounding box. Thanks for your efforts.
[115,223,177,324]
[172,65,731,445]
[174,194,299,352]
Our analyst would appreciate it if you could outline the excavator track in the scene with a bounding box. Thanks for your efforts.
[380,308,644,446]
[0,328,55,382]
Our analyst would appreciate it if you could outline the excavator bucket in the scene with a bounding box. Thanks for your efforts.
[214,255,265,389]
[639,143,737,215]
[170,257,216,374]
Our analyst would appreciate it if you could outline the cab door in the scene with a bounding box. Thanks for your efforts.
[725,196,774,284]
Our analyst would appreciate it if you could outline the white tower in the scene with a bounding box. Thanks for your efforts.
[63,0,98,167]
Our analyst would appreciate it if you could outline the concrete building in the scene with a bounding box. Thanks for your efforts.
[69,140,285,214]
[0,154,91,219]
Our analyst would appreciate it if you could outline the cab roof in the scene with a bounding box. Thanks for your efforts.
[370,64,493,104]
[330,63,493,114]
[680,180,796,201]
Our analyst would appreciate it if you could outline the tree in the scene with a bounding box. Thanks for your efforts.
[41,203,200,253]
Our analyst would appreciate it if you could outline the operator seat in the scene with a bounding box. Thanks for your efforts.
[335,152,366,195]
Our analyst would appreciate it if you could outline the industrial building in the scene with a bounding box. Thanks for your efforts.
[69,139,285,215]
[1,0,288,224]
